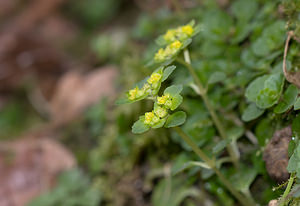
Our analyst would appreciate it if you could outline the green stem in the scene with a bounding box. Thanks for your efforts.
[177,50,239,168]
[174,127,256,206]
[279,174,295,206]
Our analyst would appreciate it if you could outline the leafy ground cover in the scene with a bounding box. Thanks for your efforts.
[1,0,300,205]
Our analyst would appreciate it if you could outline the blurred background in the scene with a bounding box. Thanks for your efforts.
[0,0,291,205]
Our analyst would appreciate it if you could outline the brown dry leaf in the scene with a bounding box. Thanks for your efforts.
[268,200,278,206]
[50,67,118,125]
[284,71,300,88]
[263,126,292,183]
[0,136,75,206]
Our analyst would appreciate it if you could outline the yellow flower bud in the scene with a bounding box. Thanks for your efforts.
[181,25,194,36]
[154,106,168,118]
[144,112,155,125]
[148,73,162,84]
[157,94,170,105]
[154,48,166,62]
[163,29,176,42]
[165,99,173,108]
[128,87,138,100]
[169,40,182,50]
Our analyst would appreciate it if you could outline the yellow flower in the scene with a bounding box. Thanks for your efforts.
[148,73,162,84]
[181,25,194,36]
[154,48,166,62]
[157,94,170,105]
[163,29,176,42]
[144,112,155,124]
[169,40,182,49]
[128,87,138,100]
[154,106,168,118]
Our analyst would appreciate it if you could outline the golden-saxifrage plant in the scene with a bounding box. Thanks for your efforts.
[116,21,256,206]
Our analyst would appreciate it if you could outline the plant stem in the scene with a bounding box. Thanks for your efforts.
[178,49,239,168]
[174,127,256,206]
[279,174,295,206]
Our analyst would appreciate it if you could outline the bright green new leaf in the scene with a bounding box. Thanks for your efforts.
[274,84,299,113]
[170,94,183,111]
[242,103,265,122]
[165,111,186,128]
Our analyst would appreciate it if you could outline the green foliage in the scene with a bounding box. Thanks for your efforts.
[28,169,101,206]
[165,111,187,128]
[151,177,199,206]
[274,84,299,113]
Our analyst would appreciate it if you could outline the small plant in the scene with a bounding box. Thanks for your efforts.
[117,21,256,206]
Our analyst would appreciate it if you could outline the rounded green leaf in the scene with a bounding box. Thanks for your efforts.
[256,73,284,109]
[164,85,183,96]
[164,111,187,128]
[245,75,269,102]
[242,103,265,122]
[162,65,176,81]
[170,94,183,111]
[132,118,150,134]
[274,85,299,114]
[152,118,167,129]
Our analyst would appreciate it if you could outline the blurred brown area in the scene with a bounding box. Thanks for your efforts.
[0,136,75,206]
[0,0,118,205]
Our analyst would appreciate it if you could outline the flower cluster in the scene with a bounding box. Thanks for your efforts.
[127,70,163,101]
[154,40,182,62]
[163,24,194,43]
[117,22,198,134]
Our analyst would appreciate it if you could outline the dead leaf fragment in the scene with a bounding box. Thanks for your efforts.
[0,136,75,206]
[50,67,118,125]
[263,126,292,183]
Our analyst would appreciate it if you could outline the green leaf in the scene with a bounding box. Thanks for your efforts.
[165,111,186,128]
[170,94,183,111]
[164,85,183,96]
[162,65,176,81]
[231,0,258,22]
[115,98,131,105]
[245,75,269,102]
[132,118,150,134]
[213,139,231,154]
[152,118,167,129]
[230,166,257,192]
[294,97,300,110]
[242,103,265,122]
[293,115,300,138]
[274,84,299,113]
[287,143,300,175]
[256,73,284,109]
[208,71,226,84]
